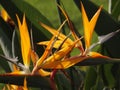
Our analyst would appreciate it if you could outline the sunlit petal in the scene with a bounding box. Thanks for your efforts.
[31,50,39,66]
[81,2,102,49]
[41,55,89,69]
[40,22,73,44]
[32,33,60,75]
[10,71,26,74]
[16,14,31,67]
[89,52,109,58]
[5,84,20,90]
[32,39,79,74]
[89,6,102,37]
[38,69,51,76]
[35,22,78,67]
[38,40,71,49]
[41,39,80,65]
[23,77,28,90]
[81,2,89,48]
[30,49,51,76]
[36,36,56,67]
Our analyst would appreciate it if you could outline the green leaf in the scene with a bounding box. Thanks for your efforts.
[67,67,84,90]
[83,66,97,90]
[101,64,116,88]
[0,17,13,41]
[55,71,71,90]
[111,64,120,89]
[0,74,51,89]
[74,0,120,58]
[111,0,120,21]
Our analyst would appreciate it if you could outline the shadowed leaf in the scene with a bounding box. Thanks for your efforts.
[0,74,51,88]
[0,17,13,72]
[111,0,120,21]
[77,57,120,66]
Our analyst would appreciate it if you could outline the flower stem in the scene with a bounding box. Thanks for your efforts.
[50,69,58,90]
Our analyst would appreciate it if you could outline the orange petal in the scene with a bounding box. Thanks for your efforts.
[10,71,25,74]
[32,39,79,73]
[89,52,109,58]
[23,77,28,90]
[81,2,89,48]
[33,32,60,72]
[89,6,102,36]
[41,55,89,69]
[35,22,76,68]
[40,22,73,44]
[16,14,31,67]
[31,50,39,66]
[6,84,19,90]
[41,39,80,65]
[36,36,56,66]
[38,69,51,76]
[38,40,71,49]
[81,2,102,49]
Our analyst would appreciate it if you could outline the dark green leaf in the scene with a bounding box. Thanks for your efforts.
[55,71,71,90]
[111,64,120,89]
[111,0,120,21]
[101,64,116,88]
[0,17,13,40]
[0,74,51,89]
[77,57,120,66]
[0,17,13,72]
[83,66,97,90]
[67,67,84,90]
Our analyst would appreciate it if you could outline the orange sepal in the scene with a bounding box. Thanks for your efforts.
[41,55,89,69]
[89,52,109,58]
[81,2,102,49]
[16,14,31,67]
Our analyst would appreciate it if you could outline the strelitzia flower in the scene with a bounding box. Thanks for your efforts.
[32,2,109,72]
[4,14,51,76]
[17,15,31,68]
[13,14,31,74]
